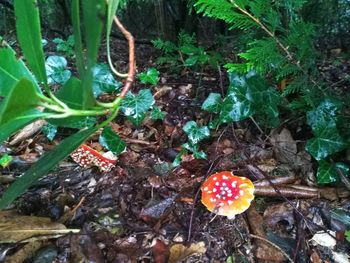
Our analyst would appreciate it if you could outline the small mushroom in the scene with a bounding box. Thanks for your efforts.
[201,171,254,219]
[71,144,116,172]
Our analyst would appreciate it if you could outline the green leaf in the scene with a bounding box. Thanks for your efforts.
[306,128,347,160]
[219,72,280,126]
[0,126,98,209]
[99,126,126,155]
[92,64,122,97]
[0,46,40,96]
[48,77,96,128]
[121,89,155,125]
[201,92,222,113]
[14,0,47,84]
[138,68,160,85]
[82,0,106,68]
[316,160,349,184]
[0,154,13,168]
[45,56,71,84]
[193,150,207,159]
[183,121,210,144]
[307,99,341,135]
[0,78,41,125]
[346,231,350,243]
[150,106,166,120]
[42,123,57,141]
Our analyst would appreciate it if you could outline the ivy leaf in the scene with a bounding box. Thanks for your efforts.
[346,231,350,243]
[99,127,126,155]
[42,123,57,141]
[121,89,155,125]
[307,99,341,134]
[138,68,160,85]
[92,63,122,97]
[316,160,349,184]
[306,127,346,160]
[150,106,166,120]
[183,121,210,144]
[202,92,222,113]
[45,56,71,84]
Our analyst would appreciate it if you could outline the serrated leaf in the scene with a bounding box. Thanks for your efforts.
[0,46,40,96]
[316,160,349,184]
[92,63,122,97]
[14,0,47,84]
[183,121,210,144]
[202,92,222,113]
[306,128,347,160]
[121,89,155,125]
[150,106,166,120]
[99,126,126,155]
[138,68,160,85]
[45,56,71,84]
[0,126,98,209]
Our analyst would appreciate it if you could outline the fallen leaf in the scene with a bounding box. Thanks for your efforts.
[152,239,170,263]
[311,231,337,248]
[0,210,79,243]
[168,242,206,263]
[270,128,297,164]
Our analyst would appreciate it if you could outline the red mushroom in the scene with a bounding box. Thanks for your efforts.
[70,144,116,172]
[201,171,254,219]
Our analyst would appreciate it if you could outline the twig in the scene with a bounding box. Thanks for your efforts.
[254,185,319,198]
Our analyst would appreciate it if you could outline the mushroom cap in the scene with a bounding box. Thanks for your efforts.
[201,171,254,218]
[71,144,116,172]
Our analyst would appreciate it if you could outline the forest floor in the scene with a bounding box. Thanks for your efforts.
[0,36,350,263]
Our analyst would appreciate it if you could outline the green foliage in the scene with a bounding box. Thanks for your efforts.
[346,230,350,243]
[121,89,155,125]
[193,0,350,182]
[42,123,57,141]
[99,126,126,155]
[316,160,349,184]
[138,68,160,85]
[0,154,13,168]
[150,106,166,121]
[173,121,210,166]
[202,72,280,128]
[0,0,158,208]
[92,63,122,97]
[53,35,75,57]
[45,56,71,84]
[152,31,221,70]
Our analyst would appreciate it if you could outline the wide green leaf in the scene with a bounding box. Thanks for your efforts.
[14,0,47,84]
[150,106,166,120]
[0,126,98,209]
[0,78,41,125]
[48,77,96,128]
[316,160,349,184]
[0,46,40,96]
[92,64,122,97]
[99,126,126,155]
[121,89,155,125]
[45,56,71,84]
[202,92,222,113]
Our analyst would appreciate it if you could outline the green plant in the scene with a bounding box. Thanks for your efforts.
[191,0,350,183]
[0,0,156,209]
[173,121,210,166]
[138,67,160,85]
[346,230,350,243]
[53,35,75,57]
[152,30,222,70]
